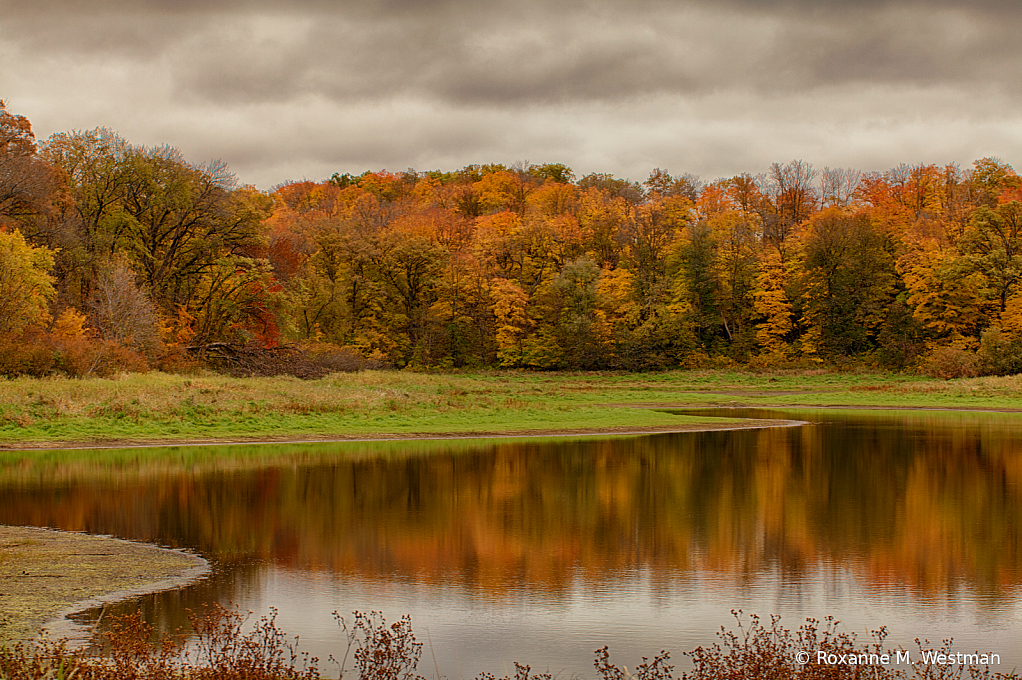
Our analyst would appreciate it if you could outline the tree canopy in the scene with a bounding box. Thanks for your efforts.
[2,102,1021,376]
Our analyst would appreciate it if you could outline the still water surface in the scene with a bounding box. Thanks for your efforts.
[2,409,1021,675]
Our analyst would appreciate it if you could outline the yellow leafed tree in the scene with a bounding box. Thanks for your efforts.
[491,278,530,367]
[753,250,792,356]
[899,245,992,347]
[0,228,55,334]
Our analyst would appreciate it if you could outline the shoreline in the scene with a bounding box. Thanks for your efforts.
[42,555,211,646]
[0,525,209,645]
[5,400,1022,452]
[1,416,804,452]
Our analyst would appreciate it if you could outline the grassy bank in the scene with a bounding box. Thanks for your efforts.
[1,369,1021,448]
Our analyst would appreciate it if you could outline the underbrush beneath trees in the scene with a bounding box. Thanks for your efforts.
[2,333,1019,384]
[0,608,1016,680]
[0,336,391,381]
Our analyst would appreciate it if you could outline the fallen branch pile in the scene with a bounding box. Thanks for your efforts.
[185,343,329,379]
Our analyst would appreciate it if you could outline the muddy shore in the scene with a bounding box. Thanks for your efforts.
[0,525,208,645]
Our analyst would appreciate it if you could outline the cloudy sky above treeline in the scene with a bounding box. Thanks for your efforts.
[2,0,1020,188]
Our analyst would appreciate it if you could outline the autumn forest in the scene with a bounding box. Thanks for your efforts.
[2,101,1021,377]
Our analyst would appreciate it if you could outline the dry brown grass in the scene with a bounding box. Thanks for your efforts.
[882,374,1022,400]
[0,371,449,425]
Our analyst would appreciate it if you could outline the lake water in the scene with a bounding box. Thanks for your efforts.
[2,408,1021,676]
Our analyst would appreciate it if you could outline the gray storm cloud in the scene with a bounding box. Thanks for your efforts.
[1,0,1019,187]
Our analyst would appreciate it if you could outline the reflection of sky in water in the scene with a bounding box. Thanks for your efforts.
[234,562,1022,678]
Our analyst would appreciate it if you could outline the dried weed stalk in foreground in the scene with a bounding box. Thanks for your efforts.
[0,607,1017,680]
[0,605,321,680]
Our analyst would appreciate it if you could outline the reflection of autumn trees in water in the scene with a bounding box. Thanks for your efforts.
[2,414,1021,602]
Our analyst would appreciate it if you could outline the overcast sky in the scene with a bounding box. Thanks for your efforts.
[2,0,1020,189]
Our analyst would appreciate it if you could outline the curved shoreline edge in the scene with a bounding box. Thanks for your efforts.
[4,402,1022,453]
[42,551,211,646]
[0,525,210,646]
[1,416,806,452]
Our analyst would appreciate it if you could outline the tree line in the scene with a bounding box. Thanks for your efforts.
[2,100,1020,376]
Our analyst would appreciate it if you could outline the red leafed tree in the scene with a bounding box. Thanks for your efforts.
[0,101,60,232]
